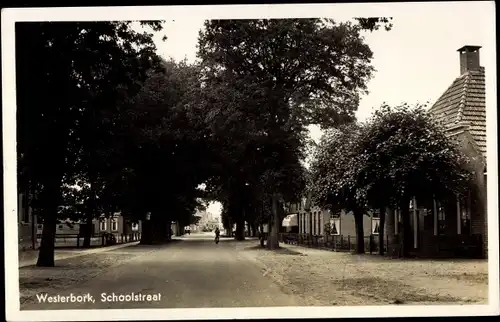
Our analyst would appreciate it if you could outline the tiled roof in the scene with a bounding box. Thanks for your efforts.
[429,67,486,159]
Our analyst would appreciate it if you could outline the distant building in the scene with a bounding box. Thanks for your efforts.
[32,213,142,249]
[94,213,141,236]
[195,210,219,231]
[284,199,373,237]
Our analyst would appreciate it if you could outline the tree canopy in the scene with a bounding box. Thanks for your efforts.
[17,17,395,264]
[16,21,166,265]
[357,103,471,206]
[310,102,473,256]
[196,18,386,246]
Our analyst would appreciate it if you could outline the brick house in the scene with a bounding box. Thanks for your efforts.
[425,45,487,258]
[384,45,487,258]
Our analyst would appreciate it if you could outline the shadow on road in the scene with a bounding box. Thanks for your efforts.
[106,239,182,252]
[242,245,305,256]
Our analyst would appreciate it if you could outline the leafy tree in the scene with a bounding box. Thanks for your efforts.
[102,58,212,244]
[197,18,387,249]
[16,21,164,266]
[309,123,369,254]
[311,104,472,256]
[354,17,393,32]
[356,103,472,257]
[187,213,202,227]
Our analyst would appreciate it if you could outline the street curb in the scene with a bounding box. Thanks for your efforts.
[18,241,140,268]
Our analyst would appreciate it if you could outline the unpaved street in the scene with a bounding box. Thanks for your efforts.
[19,233,489,310]
[20,233,304,310]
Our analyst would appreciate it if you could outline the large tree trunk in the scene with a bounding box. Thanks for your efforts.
[385,208,397,256]
[353,210,365,254]
[235,208,245,241]
[140,225,149,244]
[164,215,171,241]
[36,182,61,267]
[266,217,272,245]
[140,217,153,244]
[378,207,386,255]
[267,195,280,249]
[81,213,93,248]
[250,222,256,237]
[150,213,161,244]
[260,223,265,247]
[175,221,182,236]
[399,198,412,257]
[141,211,170,244]
[235,220,245,240]
[82,175,98,247]
[160,212,170,242]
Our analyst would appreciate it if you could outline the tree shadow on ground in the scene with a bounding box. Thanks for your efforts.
[20,252,134,270]
[243,245,306,256]
[134,239,182,247]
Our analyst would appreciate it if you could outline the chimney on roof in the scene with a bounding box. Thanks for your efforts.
[457,45,481,75]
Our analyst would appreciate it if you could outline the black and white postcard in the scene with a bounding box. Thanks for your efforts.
[2,2,499,321]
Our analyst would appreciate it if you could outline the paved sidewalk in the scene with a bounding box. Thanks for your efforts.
[18,242,140,268]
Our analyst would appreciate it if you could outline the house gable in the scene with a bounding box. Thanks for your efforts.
[429,46,486,161]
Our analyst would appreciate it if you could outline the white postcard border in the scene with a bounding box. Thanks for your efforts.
[2,2,499,321]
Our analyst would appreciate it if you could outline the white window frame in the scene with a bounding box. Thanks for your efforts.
[111,217,118,231]
[371,217,380,235]
[318,211,322,235]
[100,220,107,231]
[330,218,341,235]
[131,222,139,231]
[312,212,316,235]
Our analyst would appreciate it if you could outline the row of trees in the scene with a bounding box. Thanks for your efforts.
[17,18,394,267]
[16,21,213,266]
[196,18,394,248]
[309,103,472,257]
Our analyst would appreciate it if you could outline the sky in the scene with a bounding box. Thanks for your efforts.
[142,2,496,217]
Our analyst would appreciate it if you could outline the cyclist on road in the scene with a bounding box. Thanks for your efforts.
[214,227,220,243]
